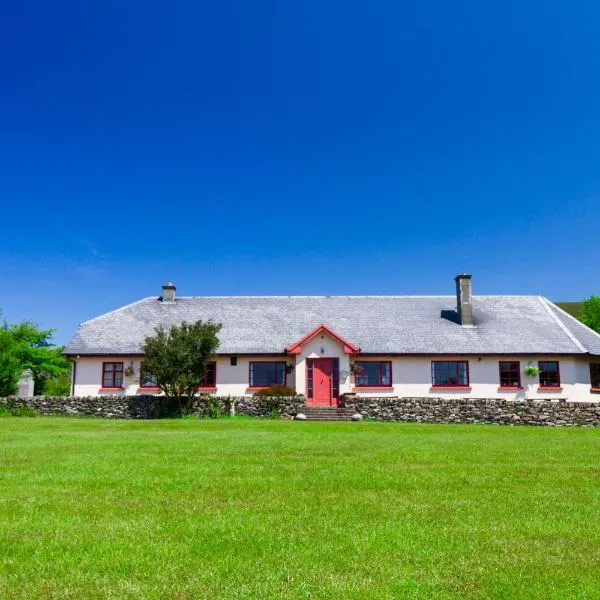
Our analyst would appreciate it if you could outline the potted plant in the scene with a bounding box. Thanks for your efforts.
[524,366,539,378]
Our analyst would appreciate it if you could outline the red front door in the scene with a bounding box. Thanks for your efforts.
[312,358,333,406]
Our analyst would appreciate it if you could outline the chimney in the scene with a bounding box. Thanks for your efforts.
[161,282,176,303]
[455,273,473,326]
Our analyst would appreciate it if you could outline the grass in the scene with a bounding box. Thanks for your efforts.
[0,418,599,599]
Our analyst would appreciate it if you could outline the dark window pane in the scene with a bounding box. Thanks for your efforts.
[250,362,286,387]
[499,361,520,387]
[591,364,600,389]
[539,361,560,387]
[432,361,469,387]
[355,361,392,387]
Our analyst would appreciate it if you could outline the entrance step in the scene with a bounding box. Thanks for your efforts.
[296,406,357,421]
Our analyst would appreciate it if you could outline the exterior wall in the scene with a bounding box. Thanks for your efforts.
[72,355,295,397]
[293,333,352,396]
[72,353,600,402]
[351,355,597,402]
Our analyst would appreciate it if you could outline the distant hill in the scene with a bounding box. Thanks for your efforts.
[556,302,582,319]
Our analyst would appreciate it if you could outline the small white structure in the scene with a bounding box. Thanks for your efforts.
[17,369,34,397]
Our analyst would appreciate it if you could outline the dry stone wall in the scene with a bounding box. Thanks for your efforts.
[1,395,600,426]
[0,395,305,419]
[346,396,600,427]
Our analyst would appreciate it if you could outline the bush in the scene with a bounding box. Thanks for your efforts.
[0,403,38,417]
[252,385,298,398]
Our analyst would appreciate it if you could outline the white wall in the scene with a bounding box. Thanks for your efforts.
[72,353,599,402]
[72,355,294,397]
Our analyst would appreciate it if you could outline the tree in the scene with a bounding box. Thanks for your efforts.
[141,320,221,412]
[0,313,71,396]
[579,295,600,334]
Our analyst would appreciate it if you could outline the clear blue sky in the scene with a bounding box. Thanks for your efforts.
[1,0,600,345]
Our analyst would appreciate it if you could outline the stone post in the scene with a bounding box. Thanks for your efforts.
[17,369,35,397]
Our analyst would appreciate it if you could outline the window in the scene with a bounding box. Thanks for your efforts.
[590,363,600,389]
[140,371,158,388]
[249,362,286,388]
[432,361,469,387]
[355,361,392,387]
[499,361,521,388]
[539,361,560,388]
[200,361,217,388]
[102,362,123,388]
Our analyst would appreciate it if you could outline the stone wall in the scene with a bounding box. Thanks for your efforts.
[2,395,600,426]
[0,395,305,419]
[346,396,600,427]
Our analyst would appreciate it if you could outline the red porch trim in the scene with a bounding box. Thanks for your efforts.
[286,324,359,355]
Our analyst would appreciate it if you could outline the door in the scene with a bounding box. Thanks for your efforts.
[312,358,333,406]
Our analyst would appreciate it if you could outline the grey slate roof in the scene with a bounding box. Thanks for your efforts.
[64,295,600,356]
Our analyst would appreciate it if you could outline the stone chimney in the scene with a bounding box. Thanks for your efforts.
[161,282,176,303]
[455,273,474,326]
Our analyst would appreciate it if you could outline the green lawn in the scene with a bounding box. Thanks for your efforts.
[1,418,599,599]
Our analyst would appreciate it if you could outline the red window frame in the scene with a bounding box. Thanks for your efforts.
[591,363,600,390]
[102,362,124,388]
[354,361,393,388]
[249,361,286,388]
[431,361,470,388]
[499,361,521,388]
[199,361,217,389]
[538,361,560,388]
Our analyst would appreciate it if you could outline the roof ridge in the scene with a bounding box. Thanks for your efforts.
[79,297,155,326]
[543,297,600,350]
[538,297,587,352]
[172,294,543,299]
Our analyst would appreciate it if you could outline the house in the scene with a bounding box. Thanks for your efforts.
[63,275,600,403]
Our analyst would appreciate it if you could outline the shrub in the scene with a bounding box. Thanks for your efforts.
[252,384,298,398]
[0,403,38,417]
[203,396,222,419]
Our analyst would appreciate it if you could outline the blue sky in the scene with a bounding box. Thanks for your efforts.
[1,0,600,345]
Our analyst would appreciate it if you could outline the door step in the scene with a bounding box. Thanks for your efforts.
[296,406,358,421]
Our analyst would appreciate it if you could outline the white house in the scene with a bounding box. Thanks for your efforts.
[64,275,600,404]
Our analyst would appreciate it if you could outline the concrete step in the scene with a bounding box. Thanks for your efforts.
[296,406,358,421]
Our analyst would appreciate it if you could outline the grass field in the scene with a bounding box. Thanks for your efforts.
[1,418,599,599]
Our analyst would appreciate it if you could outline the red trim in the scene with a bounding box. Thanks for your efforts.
[497,387,523,391]
[286,324,359,354]
[137,387,160,392]
[430,386,472,391]
[498,361,521,389]
[591,388,600,393]
[198,387,217,391]
[538,386,563,391]
[431,361,470,387]
[99,387,124,391]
